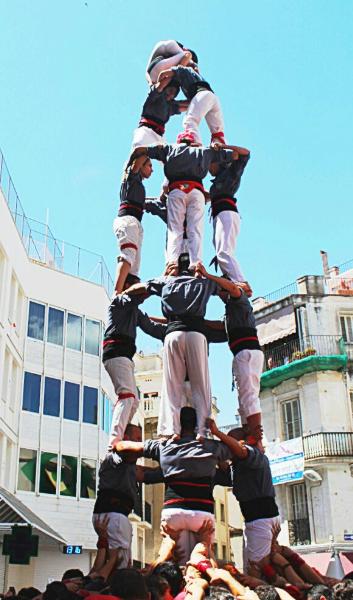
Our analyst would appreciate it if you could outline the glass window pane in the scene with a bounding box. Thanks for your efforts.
[48,307,64,345]
[27,301,45,340]
[18,449,37,491]
[43,377,61,417]
[22,372,41,413]
[340,317,347,341]
[64,381,80,421]
[60,455,78,497]
[80,458,96,498]
[85,319,100,356]
[67,314,82,351]
[39,452,58,494]
[83,386,98,424]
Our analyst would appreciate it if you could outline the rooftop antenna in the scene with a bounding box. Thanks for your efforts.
[320,250,330,277]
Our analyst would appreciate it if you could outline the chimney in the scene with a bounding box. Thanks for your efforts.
[320,250,330,277]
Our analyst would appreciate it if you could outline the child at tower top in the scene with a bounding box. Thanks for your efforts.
[209,146,250,283]
[145,40,197,84]
[157,62,225,146]
[131,137,237,268]
[113,155,152,294]
[131,80,189,149]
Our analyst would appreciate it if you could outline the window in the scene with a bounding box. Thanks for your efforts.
[85,319,100,356]
[17,449,37,492]
[64,381,80,421]
[67,313,82,351]
[80,458,96,498]
[39,452,58,494]
[282,398,302,440]
[83,386,98,424]
[47,307,64,345]
[102,393,113,433]
[220,502,225,522]
[288,483,311,545]
[60,455,78,497]
[22,372,41,413]
[43,377,61,417]
[27,301,45,340]
[2,348,10,404]
[340,315,353,343]
[222,544,227,560]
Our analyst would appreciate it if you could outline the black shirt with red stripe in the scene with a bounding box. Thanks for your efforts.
[118,170,146,222]
[225,291,261,356]
[210,153,250,218]
[139,85,182,134]
[143,435,233,513]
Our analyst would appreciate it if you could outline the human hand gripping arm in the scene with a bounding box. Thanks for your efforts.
[207,418,248,459]
[195,262,242,298]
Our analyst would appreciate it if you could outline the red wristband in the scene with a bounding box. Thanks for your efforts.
[195,560,213,574]
[262,564,277,581]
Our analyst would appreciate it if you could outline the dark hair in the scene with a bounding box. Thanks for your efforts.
[61,570,84,581]
[17,588,41,600]
[125,273,141,286]
[43,582,71,600]
[124,423,142,437]
[146,574,170,599]
[180,406,197,431]
[333,580,353,599]
[110,569,149,600]
[207,585,237,599]
[344,571,353,581]
[178,252,191,274]
[255,586,280,600]
[307,584,334,600]
[153,561,184,596]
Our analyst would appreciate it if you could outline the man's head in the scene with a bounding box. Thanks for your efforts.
[207,585,237,600]
[180,406,197,434]
[122,273,140,292]
[146,574,173,600]
[178,252,191,275]
[254,586,280,600]
[110,569,149,600]
[18,588,41,600]
[333,580,353,600]
[140,157,153,179]
[153,561,184,597]
[306,584,335,600]
[165,80,180,102]
[124,423,142,442]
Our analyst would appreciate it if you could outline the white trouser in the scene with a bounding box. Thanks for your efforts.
[92,512,132,566]
[213,211,245,282]
[104,357,139,444]
[243,516,281,572]
[161,508,215,565]
[131,126,165,150]
[183,90,224,145]
[159,331,211,437]
[113,215,143,277]
[146,40,186,83]
[232,349,264,423]
[167,188,204,265]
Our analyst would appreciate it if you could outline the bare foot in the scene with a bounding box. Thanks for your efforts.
[196,434,205,442]
[171,433,181,442]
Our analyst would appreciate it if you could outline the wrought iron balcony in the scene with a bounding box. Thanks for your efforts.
[303,432,353,460]
[263,335,345,372]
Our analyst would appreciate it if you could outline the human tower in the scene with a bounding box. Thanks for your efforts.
[93,40,279,573]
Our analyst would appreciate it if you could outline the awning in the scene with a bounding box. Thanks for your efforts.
[298,552,331,575]
[340,552,353,575]
[256,305,296,346]
[0,486,65,544]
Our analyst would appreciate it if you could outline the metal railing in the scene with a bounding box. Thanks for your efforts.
[303,432,353,459]
[261,282,298,305]
[263,335,344,372]
[0,148,114,296]
[288,518,311,546]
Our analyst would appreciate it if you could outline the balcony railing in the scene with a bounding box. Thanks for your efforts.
[0,148,113,296]
[288,518,311,546]
[263,335,344,372]
[303,432,353,459]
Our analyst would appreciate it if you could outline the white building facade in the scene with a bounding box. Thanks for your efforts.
[254,269,353,570]
[0,149,147,591]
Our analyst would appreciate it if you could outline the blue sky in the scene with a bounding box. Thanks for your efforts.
[1,0,353,424]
